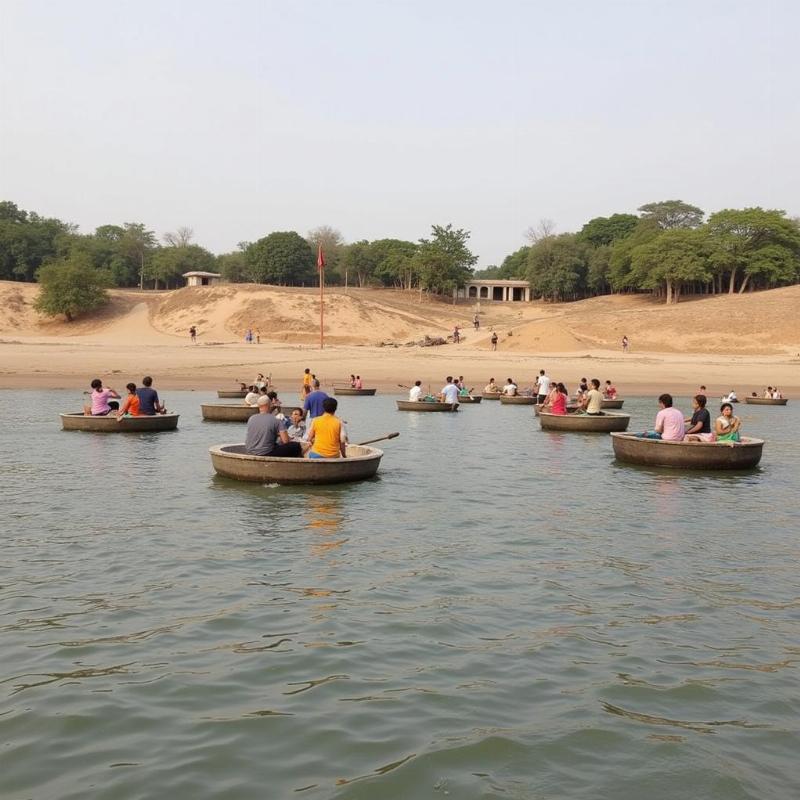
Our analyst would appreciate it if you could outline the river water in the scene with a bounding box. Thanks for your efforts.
[1,389,798,799]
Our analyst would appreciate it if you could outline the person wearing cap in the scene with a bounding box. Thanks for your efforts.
[244,395,302,457]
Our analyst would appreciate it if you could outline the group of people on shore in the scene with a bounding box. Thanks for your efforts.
[637,394,742,442]
[83,376,166,417]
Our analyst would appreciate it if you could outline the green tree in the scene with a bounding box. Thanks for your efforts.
[339,240,377,287]
[706,208,800,293]
[526,234,588,301]
[245,231,315,285]
[578,214,639,247]
[416,224,477,295]
[638,200,704,230]
[0,201,72,281]
[149,243,216,289]
[608,219,661,291]
[496,246,530,278]
[218,245,249,283]
[34,254,111,320]
[117,223,158,288]
[370,239,419,288]
[629,229,711,303]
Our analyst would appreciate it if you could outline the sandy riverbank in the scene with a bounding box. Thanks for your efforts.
[1,281,798,396]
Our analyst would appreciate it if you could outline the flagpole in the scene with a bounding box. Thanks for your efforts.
[320,266,324,349]
[318,245,325,350]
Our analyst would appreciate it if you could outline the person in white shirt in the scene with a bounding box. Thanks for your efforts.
[439,376,459,404]
[409,381,423,401]
[502,378,517,396]
[536,370,551,404]
[244,386,260,406]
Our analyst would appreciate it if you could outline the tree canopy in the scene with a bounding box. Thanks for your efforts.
[34,254,111,321]
[245,231,315,285]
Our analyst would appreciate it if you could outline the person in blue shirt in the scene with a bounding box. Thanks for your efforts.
[302,379,329,421]
[136,376,165,415]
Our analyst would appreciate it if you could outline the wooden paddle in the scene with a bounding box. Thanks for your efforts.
[356,432,400,446]
[397,383,410,389]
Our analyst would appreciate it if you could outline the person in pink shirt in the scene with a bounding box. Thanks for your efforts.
[354,375,363,390]
[84,378,120,416]
[638,393,685,440]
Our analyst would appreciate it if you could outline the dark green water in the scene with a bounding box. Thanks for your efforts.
[1,390,799,799]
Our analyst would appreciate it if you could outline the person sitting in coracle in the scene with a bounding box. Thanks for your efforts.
[502,378,517,396]
[244,396,302,458]
[307,397,347,459]
[684,394,716,442]
[575,378,589,402]
[84,378,120,416]
[409,380,423,402]
[549,383,569,415]
[581,378,604,415]
[715,402,742,442]
[244,385,260,406]
[117,383,141,417]
[136,376,166,415]
[354,375,363,390]
[637,393,685,440]
[484,377,500,394]
[604,380,618,399]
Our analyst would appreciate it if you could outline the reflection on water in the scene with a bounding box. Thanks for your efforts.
[1,391,799,799]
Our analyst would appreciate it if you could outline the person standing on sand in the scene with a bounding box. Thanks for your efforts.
[473,314,480,330]
[491,331,498,351]
[622,335,629,353]
[189,325,197,344]
[453,326,460,344]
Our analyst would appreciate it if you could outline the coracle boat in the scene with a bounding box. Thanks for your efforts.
[482,392,502,400]
[217,390,248,398]
[539,411,630,432]
[610,433,764,470]
[60,413,179,432]
[201,403,260,422]
[744,397,788,406]
[601,398,624,409]
[456,395,482,404]
[396,400,459,412]
[499,395,537,405]
[209,443,383,485]
[334,387,377,396]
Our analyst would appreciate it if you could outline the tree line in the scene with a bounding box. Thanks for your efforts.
[480,200,800,303]
[2,198,799,320]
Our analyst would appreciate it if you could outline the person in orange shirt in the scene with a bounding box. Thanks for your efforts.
[117,383,141,417]
[307,397,347,459]
[301,367,313,399]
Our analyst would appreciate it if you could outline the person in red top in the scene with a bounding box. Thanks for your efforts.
[550,383,569,415]
[604,380,618,399]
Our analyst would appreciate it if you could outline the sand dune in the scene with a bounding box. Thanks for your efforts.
[1,280,798,392]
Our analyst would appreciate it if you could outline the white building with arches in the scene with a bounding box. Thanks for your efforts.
[454,279,531,302]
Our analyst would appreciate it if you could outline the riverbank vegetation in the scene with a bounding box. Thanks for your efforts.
[2,198,798,312]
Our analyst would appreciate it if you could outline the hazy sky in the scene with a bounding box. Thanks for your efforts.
[1,0,797,266]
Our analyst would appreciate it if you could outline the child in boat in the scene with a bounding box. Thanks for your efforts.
[604,380,618,399]
[715,403,741,442]
[117,383,141,417]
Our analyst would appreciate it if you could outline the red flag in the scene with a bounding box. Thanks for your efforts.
[317,245,326,271]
